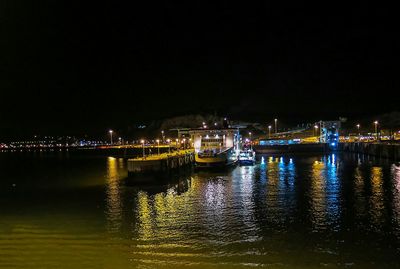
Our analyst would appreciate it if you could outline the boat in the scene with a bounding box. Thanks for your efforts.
[238,149,256,166]
[195,147,237,168]
[189,128,240,168]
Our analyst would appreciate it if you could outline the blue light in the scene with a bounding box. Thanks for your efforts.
[331,142,336,147]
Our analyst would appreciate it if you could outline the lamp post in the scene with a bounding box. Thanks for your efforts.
[374,121,379,141]
[274,119,278,134]
[175,138,179,150]
[314,125,318,140]
[156,139,160,155]
[161,130,164,143]
[109,130,113,145]
[166,139,171,153]
[268,125,272,138]
[249,132,252,150]
[141,140,145,158]
[356,124,360,140]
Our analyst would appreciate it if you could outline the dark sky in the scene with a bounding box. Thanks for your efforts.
[0,1,398,138]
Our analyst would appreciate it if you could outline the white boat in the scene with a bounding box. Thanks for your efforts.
[195,147,237,168]
[190,128,239,168]
[238,150,256,166]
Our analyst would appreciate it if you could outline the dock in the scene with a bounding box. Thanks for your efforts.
[127,149,195,178]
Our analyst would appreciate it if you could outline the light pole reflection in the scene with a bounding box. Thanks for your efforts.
[105,157,122,235]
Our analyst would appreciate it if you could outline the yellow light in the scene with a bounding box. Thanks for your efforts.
[140,140,144,144]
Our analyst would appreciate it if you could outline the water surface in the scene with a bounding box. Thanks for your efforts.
[1,151,400,268]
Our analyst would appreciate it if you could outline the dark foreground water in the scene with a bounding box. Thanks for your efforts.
[1,151,400,268]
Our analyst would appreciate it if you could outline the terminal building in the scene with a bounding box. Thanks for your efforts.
[258,120,341,148]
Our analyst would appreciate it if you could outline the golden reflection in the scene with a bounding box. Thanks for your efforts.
[136,191,153,240]
[369,167,384,227]
[310,160,326,229]
[392,164,400,237]
[106,157,122,235]
[265,159,279,220]
[354,166,366,216]
[135,178,194,244]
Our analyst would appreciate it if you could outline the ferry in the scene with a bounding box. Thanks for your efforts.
[238,149,256,166]
[189,128,239,168]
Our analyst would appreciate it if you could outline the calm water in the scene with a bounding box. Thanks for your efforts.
[1,151,400,268]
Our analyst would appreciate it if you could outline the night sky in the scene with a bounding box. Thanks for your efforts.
[0,2,398,138]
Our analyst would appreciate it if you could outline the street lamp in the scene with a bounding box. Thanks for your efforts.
[166,139,171,153]
[108,130,113,145]
[161,130,164,143]
[374,121,379,141]
[175,138,179,150]
[314,125,318,138]
[356,124,360,140]
[274,119,278,134]
[268,125,272,138]
[249,132,252,150]
[140,140,145,158]
[156,139,160,155]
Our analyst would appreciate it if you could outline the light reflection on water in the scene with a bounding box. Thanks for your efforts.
[106,157,123,235]
[1,153,400,268]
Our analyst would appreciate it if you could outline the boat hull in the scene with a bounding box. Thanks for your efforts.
[239,159,255,166]
[195,148,237,168]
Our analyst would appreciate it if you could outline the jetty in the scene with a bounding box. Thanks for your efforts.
[127,149,195,178]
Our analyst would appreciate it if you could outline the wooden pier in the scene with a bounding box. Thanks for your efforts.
[127,149,195,180]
